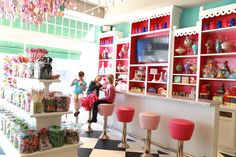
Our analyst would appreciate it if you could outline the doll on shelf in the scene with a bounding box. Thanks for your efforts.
[215,84,225,96]
[216,61,230,79]
[200,84,210,99]
[203,59,217,78]
[223,87,231,105]
[213,84,225,103]
[230,66,236,79]
[133,67,145,81]
[205,39,213,54]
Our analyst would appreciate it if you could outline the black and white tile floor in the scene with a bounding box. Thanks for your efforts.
[78,123,234,157]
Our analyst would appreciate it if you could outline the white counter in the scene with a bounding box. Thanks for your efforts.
[99,91,219,157]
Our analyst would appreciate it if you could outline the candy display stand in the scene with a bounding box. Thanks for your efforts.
[0,77,81,157]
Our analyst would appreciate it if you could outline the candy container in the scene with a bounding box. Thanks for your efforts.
[39,128,52,151]
[18,130,39,154]
[49,125,65,147]
[65,129,80,144]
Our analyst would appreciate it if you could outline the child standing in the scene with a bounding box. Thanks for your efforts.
[88,74,115,123]
[71,71,87,117]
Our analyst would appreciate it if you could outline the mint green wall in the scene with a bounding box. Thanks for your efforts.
[114,22,130,38]
[0,16,97,59]
[180,0,236,28]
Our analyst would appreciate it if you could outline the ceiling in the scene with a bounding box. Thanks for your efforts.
[68,0,219,25]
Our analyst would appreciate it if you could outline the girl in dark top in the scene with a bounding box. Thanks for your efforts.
[86,75,102,97]
[81,75,102,111]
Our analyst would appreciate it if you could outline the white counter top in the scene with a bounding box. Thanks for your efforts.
[115,91,219,107]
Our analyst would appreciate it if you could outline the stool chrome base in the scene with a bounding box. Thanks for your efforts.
[118,123,129,149]
[140,153,154,157]
[99,116,110,140]
[99,133,110,140]
[177,141,184,157]
[118,142,129,149]
[86,111,94,133]
[140,130,152,157]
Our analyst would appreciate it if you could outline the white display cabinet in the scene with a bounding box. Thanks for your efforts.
[170,26,200,101]
[128,6,182,97]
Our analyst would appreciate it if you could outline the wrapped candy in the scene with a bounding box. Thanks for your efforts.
[65,129,80,144]
[27,48,48,63]
[43,96,57,112]
[48,125,65,147]
[11,119,29,148]
[54,93,70,112]
[30,89,44,114]
[24,92,32,112]
[39,128,52,151]
[18,130,39,154]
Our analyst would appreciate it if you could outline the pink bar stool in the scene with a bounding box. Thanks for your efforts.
[168,118,195,157]
[116,106,135,149]
[98,103,114,140]
[139,112,160,157]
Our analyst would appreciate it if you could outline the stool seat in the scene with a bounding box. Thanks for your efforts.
[139,112,160,130]
[116,106,135,122]
[98,103,114,116]
[168,118,194,141]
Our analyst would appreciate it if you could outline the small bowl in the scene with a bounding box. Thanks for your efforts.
[175,47,186,55]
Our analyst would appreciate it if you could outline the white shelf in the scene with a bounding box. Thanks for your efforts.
[0,131,81,157]
[200,78,236,81]
[99,44,113,47]
[14,77,60,83]
[116,59,128,61]
[99,59,113,61]
[174,55,198,58]
[202,26,236,33]
[1,98,72,118]
[129,80,146,83]
[173,74,197,76]
[172,83,196,86]
[30,111,73,118]
[200,52,236,57]
[1,98,72,130]
[131,28,170,37]
[147,81,167,84]
[130,63,168,67]
[116,72,128,74]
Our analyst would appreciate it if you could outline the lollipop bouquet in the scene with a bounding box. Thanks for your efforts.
[27,48,48,63]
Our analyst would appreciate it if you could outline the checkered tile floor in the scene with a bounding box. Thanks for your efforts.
[79,129,173,157]
[77,123,234,157]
